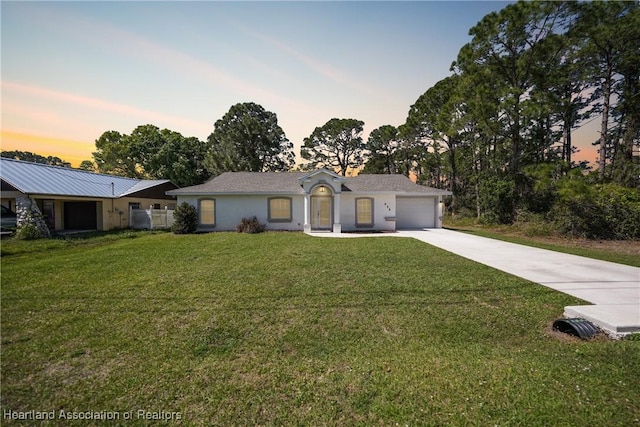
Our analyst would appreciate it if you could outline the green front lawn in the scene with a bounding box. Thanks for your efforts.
[1,232,639,425]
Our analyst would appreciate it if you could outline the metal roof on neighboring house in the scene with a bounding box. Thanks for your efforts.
[167,170,452,196]
[119,179,177,197]
[0,157,174,199]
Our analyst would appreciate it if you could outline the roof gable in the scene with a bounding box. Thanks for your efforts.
[297,168,346,183]
[0,157,176,198]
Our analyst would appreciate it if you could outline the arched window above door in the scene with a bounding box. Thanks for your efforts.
[311,184,333,196]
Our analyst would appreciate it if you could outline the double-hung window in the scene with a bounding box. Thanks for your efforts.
[356,198,373,227]
[268,197,292,222]
[199,199,215,227]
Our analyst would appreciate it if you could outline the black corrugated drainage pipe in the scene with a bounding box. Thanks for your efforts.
[553,318,600,340]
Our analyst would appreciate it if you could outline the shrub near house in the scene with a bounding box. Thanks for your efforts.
[171,202,198,234]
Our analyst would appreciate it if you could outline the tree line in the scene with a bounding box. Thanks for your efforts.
[396,1,640,225]
[1,151,72,168]
[4,1,638,237]
[82,103,369,186]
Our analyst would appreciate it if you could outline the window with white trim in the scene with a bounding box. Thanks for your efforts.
[356,198,373,227]
[268,197,292,222]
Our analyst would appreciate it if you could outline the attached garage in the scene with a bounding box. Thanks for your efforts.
[396,196,436,229]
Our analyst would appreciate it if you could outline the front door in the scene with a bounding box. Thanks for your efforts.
[311,196,332,230]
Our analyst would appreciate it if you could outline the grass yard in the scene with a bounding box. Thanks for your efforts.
[1,231,639,426]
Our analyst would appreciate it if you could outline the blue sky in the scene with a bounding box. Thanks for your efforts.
[6,1,594,168]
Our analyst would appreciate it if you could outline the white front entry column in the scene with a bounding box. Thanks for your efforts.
[332,193,341,233]
[303,193,311,232]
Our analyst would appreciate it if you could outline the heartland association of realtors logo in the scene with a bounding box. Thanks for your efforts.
[3,409,182,422]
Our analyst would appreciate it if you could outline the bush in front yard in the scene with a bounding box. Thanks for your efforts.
[236,216,265,234]
[15,223,44,240]
[15,209,50,240]
[172,202,198,234]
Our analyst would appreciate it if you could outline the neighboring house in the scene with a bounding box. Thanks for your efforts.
[167,169,451,233]
[0,157,178,232]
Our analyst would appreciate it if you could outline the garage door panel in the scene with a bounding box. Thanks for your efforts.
[396,197,435,229]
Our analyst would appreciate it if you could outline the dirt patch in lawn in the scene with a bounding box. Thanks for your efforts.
[447,223,640,258]
[527,235,640,257]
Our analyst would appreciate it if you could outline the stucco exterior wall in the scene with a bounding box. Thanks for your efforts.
[178,194,305,232]
[339,193,397,232]
[176,193,441,233]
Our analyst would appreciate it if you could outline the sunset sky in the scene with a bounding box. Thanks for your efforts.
[1,1,598,168]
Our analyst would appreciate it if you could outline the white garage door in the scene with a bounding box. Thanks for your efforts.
[396,197,435,229]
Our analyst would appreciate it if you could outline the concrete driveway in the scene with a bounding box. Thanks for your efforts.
[399,229,640,337]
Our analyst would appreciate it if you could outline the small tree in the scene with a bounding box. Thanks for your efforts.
[171,202,198,234]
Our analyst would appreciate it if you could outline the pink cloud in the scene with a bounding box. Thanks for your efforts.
[2,80,207,133]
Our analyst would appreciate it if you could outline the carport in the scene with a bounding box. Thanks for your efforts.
[63,201,98,230]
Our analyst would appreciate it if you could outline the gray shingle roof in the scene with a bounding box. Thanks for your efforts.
[342,174,451,194]
[167,171,452,196]
[167,171,308,195]
[0,157,173,198]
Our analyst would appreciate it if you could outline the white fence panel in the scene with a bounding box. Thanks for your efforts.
[130,207,175,230]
